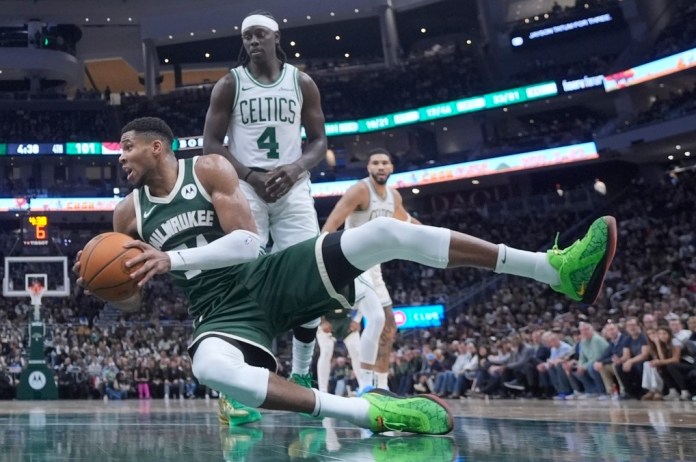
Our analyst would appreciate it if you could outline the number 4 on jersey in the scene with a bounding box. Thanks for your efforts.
[257,127,280,159]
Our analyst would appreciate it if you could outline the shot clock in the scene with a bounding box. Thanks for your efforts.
[22,215,49,247]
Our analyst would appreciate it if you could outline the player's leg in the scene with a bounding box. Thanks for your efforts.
[343,330,361,395]
[354,276,384,391]
[374,305,395,390]
[270,176,322,387]
[219,181,271,425]
[192,337,453,434]
[369,266,395,390]
[289,319,320,388]
[316,326,335,393]
[336,216,617,305]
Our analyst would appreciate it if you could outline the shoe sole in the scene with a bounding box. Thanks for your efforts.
[582,216,617,304]
[367,388,454,435]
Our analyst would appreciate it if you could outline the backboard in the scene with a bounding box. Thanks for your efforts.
[3,256,70,298]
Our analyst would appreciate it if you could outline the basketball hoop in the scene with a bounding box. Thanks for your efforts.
[28,281,45,307]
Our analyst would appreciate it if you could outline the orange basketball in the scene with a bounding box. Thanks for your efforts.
[79,232,144,302]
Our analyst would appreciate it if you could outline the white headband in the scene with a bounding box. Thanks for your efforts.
[242,15,279,32]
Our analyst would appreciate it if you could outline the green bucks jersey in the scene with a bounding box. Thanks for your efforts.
[131,156,352,357]
[133,156,248,319]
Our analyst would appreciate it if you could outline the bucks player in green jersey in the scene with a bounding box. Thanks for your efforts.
[203,10,327,423]
[77,117,617,435]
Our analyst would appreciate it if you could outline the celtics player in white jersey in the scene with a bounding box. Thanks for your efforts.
[78,117,617,436]
[323,149,419,392]
[203,11,327,423]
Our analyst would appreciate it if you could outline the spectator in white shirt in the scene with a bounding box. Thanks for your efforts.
[451,341,479,399]
[538,332,574,399]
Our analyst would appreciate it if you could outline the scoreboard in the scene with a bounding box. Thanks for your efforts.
[22,215,49,247]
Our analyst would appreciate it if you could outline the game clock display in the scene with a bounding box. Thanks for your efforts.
[22,215,49,246]
[8,143,64,155]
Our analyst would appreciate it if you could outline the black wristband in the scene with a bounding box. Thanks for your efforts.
[243,170,253,182]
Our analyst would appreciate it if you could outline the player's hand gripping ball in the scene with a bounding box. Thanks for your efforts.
[78,232,144,302]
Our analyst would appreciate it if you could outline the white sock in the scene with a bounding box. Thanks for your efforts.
[358,368,375,390]
[292,338,315,376]
[375,372,389,390]
[494,244,560,286]
[311,389,371,428]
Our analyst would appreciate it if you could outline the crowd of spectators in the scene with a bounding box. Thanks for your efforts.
[118,87,212,142]
[317,39,485,121]
[0,38,485,144]
[489,106,608,154]
[616,83,696,133]
[649,0,696,61]
[0,167,693,404]
[0,0,693,146]
[0,107,113,143]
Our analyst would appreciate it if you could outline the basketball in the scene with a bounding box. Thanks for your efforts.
[79,232,144,302]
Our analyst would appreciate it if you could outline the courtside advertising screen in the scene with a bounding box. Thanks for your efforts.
[603,46,696,92]
[392,305,445,330]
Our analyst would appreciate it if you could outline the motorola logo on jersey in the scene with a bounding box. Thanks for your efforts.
[181,184,197,200]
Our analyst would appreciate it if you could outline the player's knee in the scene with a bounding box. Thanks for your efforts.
[191,339,246,386]
[369,217,396,235]
[373,217,410,247]
[191,354,220,386]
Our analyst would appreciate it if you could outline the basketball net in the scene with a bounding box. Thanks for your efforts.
[28,281,45,308]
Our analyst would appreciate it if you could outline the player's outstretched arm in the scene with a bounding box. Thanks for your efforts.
[322,182,368,233]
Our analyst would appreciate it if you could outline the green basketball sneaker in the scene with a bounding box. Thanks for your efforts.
[289,373,314,389]
[218,393,262,427]
[362,389,454,435]
[547,216,617,304]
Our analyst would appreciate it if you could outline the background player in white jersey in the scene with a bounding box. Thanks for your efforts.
[323,149,420,391]
[203,10,327,424]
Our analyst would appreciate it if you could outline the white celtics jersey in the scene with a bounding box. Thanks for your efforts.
[226,63,303,170]
[346,178,395,229]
